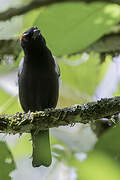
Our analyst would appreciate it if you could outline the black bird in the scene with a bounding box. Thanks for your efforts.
[18,27,60,167]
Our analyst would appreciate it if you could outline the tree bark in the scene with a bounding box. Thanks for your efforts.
[0,96,120,134]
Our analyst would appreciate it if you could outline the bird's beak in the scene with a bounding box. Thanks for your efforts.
[32,29,40,40]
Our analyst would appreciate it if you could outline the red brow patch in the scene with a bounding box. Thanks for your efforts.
[20,34,23,40]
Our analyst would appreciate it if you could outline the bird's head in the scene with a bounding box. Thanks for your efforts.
[20,27,46,54]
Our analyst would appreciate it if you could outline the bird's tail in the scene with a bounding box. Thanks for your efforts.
[31,129,52,167]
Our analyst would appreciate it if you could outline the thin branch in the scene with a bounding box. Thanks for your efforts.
[0,0,120,22]
[70,33,120,57]
[85,33,120,55]
[0,96,120,134]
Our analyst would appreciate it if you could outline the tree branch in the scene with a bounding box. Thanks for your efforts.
[0,0,120,22]
[0,96,120,134]
[85,33,120,55]
[69,33,120,57]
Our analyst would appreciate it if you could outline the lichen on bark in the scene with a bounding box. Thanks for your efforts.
[0,96,120,134]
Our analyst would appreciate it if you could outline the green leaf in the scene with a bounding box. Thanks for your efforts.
[10,134,32,158]
[34,2,120,56]
[0,88,22,114]
[0,88,10,107]
[71,152,120,180]
[66,126,120,180]
[23,7,44,31]
[2,96,22,114]
[59,54,100,96]
[94,125,120,163]
[0,141,15,180]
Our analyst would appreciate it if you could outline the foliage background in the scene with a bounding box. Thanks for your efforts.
[0,0,120,179]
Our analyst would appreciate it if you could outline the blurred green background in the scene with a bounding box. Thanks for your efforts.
[0,0,120,180]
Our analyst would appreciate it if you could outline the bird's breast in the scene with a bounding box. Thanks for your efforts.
[18,61,59,112]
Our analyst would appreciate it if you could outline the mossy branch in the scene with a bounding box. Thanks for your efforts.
[0,96,120,134]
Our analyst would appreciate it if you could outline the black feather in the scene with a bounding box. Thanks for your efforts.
[18,27,60,167]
